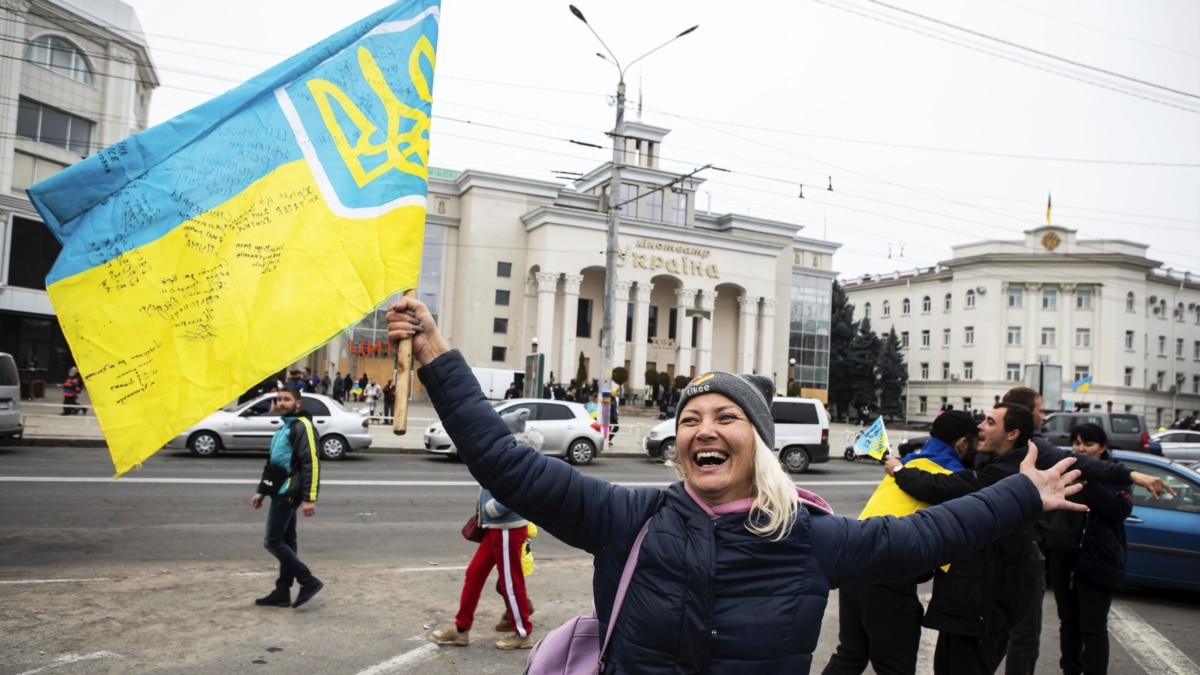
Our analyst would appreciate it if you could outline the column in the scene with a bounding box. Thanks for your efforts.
[1060,284,1075,383]
[630,282,654,394]
[559,274,584,384]
[675,288,698,379]
[0,1,30,193]
[738,295,760,374]
[1024,283,1041,367]
[536,272,559,382]
[696,290,717,374]
[613,280,633,379]
[757,298,776,378]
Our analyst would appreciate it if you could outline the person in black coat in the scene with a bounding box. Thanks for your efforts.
[1045,423,1132,675]
[889,403,1040,675]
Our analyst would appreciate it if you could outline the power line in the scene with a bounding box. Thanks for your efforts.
[810,0,1200,114]
[863,0,1200,100]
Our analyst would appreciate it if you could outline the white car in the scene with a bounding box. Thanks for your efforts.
[1151,429,1200,461]
[165,393,372,461]
[423,398,605,464]
[643,397,830,473]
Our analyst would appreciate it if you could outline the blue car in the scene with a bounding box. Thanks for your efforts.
[1110,451,1200,592]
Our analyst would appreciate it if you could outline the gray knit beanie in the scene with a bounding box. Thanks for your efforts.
[675,372,776,448]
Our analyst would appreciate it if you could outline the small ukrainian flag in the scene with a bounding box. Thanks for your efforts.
[1070,375,1093,393]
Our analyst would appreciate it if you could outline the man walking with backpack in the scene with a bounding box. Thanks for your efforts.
[250,386,323,609]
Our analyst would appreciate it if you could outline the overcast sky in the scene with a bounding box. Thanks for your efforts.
[121,0,1200,281]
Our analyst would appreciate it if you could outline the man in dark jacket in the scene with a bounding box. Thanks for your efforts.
[823,410,978,675]
[249,387,323,609]
[890,403,1038,675]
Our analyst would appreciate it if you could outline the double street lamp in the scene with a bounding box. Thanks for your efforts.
[569,4,697,439]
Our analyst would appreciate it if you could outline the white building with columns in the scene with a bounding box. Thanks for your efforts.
[842,225,1200,428]
[0,0,156,382]
[341,120,840,400]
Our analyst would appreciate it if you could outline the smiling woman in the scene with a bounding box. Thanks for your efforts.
[385,296,1088,675]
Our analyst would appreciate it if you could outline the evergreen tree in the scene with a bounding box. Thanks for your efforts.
[827,281,857,421]
[877,327,908,420]
[848,318,882,412]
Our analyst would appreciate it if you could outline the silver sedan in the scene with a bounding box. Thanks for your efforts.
[165,392,372,461]
[424,398,605,464]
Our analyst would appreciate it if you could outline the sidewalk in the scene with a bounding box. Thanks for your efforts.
[13,389,918,460]
[12,390,670,456]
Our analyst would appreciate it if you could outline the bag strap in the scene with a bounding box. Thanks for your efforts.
[598,517,652,669]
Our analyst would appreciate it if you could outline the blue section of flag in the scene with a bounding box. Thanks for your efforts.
[28,0,439,285]
[1070,375,1094,392]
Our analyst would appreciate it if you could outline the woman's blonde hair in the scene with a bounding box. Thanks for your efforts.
[667,431,799,541]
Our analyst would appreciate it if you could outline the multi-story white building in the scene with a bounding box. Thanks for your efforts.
[843,225,1200,427]
[0,0,156,381]
[336,121,841,400]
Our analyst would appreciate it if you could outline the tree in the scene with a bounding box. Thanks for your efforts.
[612,367,628,391]
[645,368,659,403]
[673,375,690,391]
[876,327,908,420]
[848,318,882,412]
[827,281,857,420]
[576,352,588,387]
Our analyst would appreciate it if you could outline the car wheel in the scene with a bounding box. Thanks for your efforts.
[844,447,858,461]
[320,435,348,461]
[566,438,596,465]
[780,446,811,474]
[189,431,220,458]
[661,439,677,461]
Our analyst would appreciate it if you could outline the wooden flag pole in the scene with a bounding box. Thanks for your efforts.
[392,289,416,435]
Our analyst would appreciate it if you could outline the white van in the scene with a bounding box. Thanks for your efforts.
[643,396,830,473]
[0,353,24,439]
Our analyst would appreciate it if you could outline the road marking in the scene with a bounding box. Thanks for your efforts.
[355,643,440,674]
[0,578,112,585]
[1110,602,1199,674]
[14,651,121,675]
[0,476,880,487]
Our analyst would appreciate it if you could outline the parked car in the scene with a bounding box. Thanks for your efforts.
[423,398,604,464]
[1042,412,1152,454]
[644,396,830,474]
[0,353,23,439]
[1150,429,1200,461]
[164,392,371,461]
[1110,450,1200,592]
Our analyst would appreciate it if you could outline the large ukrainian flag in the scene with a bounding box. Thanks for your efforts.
[26,0,440,476]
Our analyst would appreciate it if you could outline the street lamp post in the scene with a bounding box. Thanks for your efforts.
[787,358,796,397]
[569,5,697,440]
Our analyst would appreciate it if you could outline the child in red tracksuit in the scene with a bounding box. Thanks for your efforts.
[430,410,539,650]
[430,488,534,650]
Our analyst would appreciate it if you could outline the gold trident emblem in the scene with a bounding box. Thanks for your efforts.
[307,35,435,187]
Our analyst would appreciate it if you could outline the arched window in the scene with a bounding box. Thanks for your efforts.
[863,302,872,319]
[944,293,952,311]
[966,289,977,307]
[24,35,93,85]
[902,298,911,314]
[882,300,891,317]
[1177,303,1186,322]
[1125,292,1135,312]
[922,296,931,312]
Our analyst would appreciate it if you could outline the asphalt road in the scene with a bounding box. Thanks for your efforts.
[1,446,1197,674]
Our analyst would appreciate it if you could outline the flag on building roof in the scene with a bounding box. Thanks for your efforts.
[854,416,891,460]
[1070,375,1093,393]
[26,0,441,476]
[1046,192,1052,225]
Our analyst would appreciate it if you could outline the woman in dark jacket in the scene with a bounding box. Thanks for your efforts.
[385,297,1087,675]
[1046,423,1132,675]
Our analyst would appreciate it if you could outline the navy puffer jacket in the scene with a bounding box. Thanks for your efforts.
[420,351,1044,674]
